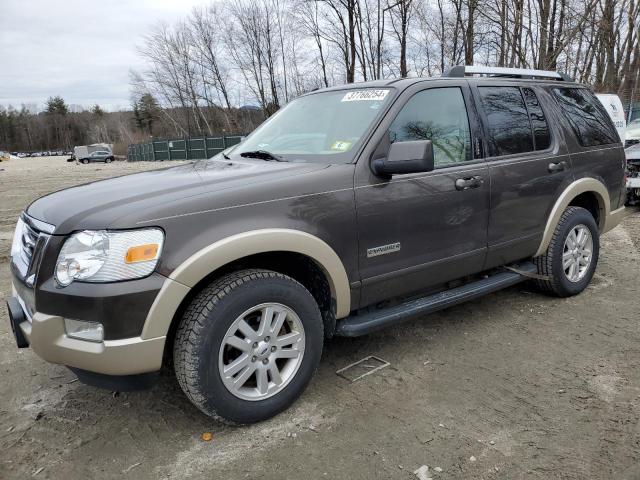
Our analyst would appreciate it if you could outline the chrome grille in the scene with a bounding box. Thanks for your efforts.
[11,214,53,283]
[19,221,40,267]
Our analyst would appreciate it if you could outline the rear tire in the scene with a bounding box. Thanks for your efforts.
[534,206,600,297]
[173,269,323,423]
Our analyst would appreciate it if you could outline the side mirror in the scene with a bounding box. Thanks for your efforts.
[372,140,434,176]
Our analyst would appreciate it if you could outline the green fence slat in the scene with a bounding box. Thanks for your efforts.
[128,134,244,161]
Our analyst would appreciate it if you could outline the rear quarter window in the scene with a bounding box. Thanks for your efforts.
[551,88,619,147]
[522,88,551,151]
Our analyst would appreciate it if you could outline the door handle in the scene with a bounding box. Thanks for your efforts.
[455,175,483,191]
[548,161,566,173]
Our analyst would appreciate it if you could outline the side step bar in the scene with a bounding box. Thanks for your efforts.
[335,262,538,337]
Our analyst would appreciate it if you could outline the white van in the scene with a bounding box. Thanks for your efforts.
[595,94,626,142]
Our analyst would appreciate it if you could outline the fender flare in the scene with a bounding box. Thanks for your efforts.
[141,229,351,339]
[534,177,610,257]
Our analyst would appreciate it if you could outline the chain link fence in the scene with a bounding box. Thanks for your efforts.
[127,135,244,161]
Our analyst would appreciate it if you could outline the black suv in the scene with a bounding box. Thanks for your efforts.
[7,66,626,423]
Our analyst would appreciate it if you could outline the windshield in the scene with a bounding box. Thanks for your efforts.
[233,89,392,163]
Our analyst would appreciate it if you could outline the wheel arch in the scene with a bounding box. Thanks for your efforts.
[141,229,351,340]
[534,178,610,257]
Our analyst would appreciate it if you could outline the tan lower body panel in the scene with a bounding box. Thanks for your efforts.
[167,229,351,318]
[141,277,191,340]
[603,206,626,233]
[19,312,165,376]
[142,230,353,339]
[534,178,619,257]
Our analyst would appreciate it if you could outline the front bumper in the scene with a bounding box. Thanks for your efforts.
[6,297,29,348]
[7,286,165,376]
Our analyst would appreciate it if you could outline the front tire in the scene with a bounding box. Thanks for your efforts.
[534,206,600,297]
[173,269,323,423]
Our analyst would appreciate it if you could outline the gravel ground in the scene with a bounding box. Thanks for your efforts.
[1,156,639,479]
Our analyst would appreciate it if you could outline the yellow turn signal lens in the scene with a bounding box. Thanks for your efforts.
[125,243,159,264]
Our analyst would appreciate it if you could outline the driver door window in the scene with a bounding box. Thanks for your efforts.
[387,87,472,167]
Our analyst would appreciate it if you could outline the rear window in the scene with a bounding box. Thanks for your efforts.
[477,86,552,156]
[552,88,619,147]
[478,86,533,156]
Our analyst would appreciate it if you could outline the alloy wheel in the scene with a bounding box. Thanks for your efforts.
[562,224,593,282]
[218,303,306,401]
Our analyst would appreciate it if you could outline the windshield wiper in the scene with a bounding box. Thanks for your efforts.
[239,150,285,162]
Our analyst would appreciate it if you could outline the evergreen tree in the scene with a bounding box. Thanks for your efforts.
[134,94,160,135]
[91,104,105,117]
[45,96,69,115]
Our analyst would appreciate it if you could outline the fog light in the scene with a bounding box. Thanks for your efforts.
[64,319,104,342]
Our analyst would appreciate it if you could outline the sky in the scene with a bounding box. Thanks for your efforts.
[0,0,207,112]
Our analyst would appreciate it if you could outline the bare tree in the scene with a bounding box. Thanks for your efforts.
[388,0,415,76]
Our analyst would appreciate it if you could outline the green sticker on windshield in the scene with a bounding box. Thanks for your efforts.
[331,141,353,151]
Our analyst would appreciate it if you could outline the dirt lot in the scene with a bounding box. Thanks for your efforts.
[1,156,639,479]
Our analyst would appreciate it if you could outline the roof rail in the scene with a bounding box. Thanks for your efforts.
[443,65,573,82]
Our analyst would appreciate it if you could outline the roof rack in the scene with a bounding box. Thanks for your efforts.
[443,65,573,82]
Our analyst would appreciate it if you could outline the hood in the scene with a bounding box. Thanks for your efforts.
[27,159,327,234]
[626,126,640,141]
[626,143,640,161]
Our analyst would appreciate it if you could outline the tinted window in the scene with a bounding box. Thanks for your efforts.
[522,88,551,150]
[388,87,472,166]
[552,88,619,147]
[479,86,533,156]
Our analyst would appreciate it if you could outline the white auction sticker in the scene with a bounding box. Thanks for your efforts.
[341,90,389,102]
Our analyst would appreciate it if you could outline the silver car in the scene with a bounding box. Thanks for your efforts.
[78,150,114,164]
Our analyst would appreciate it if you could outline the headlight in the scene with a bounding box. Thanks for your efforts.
[55,228,164,286]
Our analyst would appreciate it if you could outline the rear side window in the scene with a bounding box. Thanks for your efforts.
[478,86,534,156]
[522,88,551,150]
[552,88,619,147]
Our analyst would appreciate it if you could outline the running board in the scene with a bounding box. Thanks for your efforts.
[335,262,537,337]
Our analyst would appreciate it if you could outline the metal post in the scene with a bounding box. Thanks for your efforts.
[629,68,639,122]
